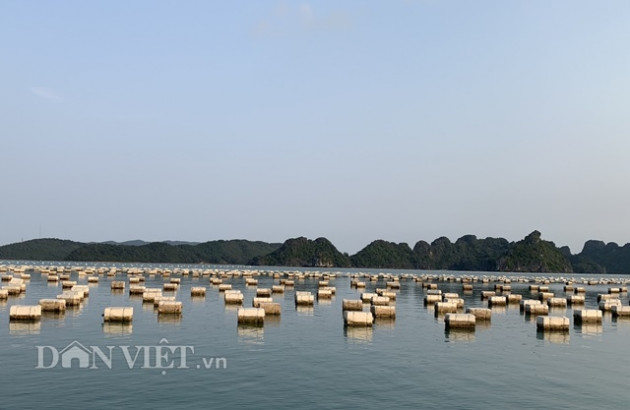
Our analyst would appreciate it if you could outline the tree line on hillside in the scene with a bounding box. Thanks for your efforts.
[0,231,629,274]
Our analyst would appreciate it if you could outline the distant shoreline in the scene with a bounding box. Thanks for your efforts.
[0,232,628,274]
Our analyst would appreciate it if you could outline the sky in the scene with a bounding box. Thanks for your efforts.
[1,1,630,255]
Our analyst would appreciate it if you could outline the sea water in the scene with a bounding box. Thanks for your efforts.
[0,262,628,409]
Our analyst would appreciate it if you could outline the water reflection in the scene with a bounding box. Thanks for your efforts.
[9,321,41,335]
[296,306,314,316]
[265,315,281,327]
[42,311,65,320]
[476,320,492,331]
[488,306,506,315]
[373,318,395,329]
[574,323,603,335]
[237,325,264,344]
[445,329,475,343]
[103,323,133,335]
[344,326,373,343]
[66,305,84,317]
[224,304,241,312]
[157,314,182,324]
[142,302,155,313]
[191,296,206,305]
[536,330,570,344]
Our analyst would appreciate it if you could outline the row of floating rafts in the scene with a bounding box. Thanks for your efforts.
[343,291,397,326]
[7,262,630,285]
[1,277,27,299]
[236,287,290,325]
[8,283,89,321]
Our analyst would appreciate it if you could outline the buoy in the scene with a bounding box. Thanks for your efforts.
[597,294,618,303]
[443,297,465,308]
[344,311,373,327]
[371,305,395,318]
[424,294,442,305]
[163,283,179,291]
[444,313,476,330]
[599,299,622,311]
[480,291,496,300]
[611,305,630,318]
[224,290,244,304]
[259,302,281,315]
[386,281,400,289]
[10,305,41,321]
[547,298,567,308]
[573,309,602,324]
[342,299,363,311]
[129,285,146,295]
[488,296,507,307]
[255,288,271,297]
[435,302,458,315]
[142,288,163,302]
[56,291,83,306]
[525,303,549,316]
[72,285,89,297]
[506,294,522,304]
[191,287,206,297]
[252,297,273,307]
[39,299,66,312]
[371,296,390,306]
[153,296,176,307]
[567,295,585,305]
[295,291,314,306]
[61,281,77,289]
[466,307,491,321]
[111,281,125,290]
[237,308,265,325]
[318,289,333,299]
[536,316,569,331]
[218,284,232,292]
[158,301,182,314]
[103,307,133,322]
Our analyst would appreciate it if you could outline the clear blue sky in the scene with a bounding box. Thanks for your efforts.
[2,1,630,254]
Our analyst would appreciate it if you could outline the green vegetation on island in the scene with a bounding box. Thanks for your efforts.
[252,237,351,268]
[0,239,280,265]
[1,231,630,274]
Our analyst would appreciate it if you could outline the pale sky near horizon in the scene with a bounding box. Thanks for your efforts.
[2,1,630,254]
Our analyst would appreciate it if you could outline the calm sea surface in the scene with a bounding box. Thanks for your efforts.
[1,261,629,409]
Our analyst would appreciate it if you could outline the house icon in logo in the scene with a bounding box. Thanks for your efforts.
[59,341,92,368]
